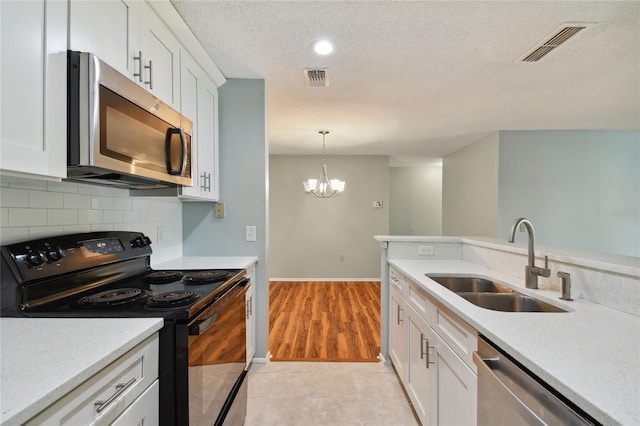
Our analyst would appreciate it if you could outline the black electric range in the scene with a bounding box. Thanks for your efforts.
[0,231,249,426]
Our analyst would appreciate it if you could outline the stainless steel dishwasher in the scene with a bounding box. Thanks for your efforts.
[473,336,598,426]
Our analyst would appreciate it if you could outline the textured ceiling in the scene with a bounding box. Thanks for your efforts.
[170,1,640,165]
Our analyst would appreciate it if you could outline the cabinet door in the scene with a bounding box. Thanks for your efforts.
[406,308,434,425]
[138,2,181,109]
[196,75,219,200]
[0,0,67,179]
[179,51,219,201]
[432,332,477,426]
[68,0,138,79]
[246,280,256,365]
[111,380,159,426]
[389,287,407,381]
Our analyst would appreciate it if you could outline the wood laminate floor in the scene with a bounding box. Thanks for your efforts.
[269,281,381,362]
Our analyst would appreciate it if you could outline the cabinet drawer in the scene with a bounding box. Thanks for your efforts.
[389,266,406,295]
[407,279,432,319]
[27,334,159,426]
[428,300,477,372]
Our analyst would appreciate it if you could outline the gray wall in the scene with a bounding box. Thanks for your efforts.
[389,165,442,235]
[442,132,499,237]
[497,130,640,257]
[182,79,269,357]
[269,155,389,279]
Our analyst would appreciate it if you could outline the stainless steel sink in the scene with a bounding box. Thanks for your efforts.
[459,293,567,313]
[427,276,514,294]
[426,275,567,313]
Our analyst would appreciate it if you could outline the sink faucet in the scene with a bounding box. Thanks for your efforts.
[507,217,550,289]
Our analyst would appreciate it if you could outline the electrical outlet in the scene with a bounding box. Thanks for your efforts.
[339,254,345,261]
[245,226,256,242]
[214,202,225,218]
[373,201,383,208]
[418,245,435,256]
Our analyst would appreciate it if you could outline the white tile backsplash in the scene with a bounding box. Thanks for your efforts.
[0,178,183,263]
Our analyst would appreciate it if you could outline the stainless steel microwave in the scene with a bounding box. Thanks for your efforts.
[67,51,193,189]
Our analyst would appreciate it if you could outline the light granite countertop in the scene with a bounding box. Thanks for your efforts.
[0,317,163,426]
[152,255,258,270]
[389,258,639,426]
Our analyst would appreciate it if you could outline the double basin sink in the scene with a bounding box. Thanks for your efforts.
[426,276,567,313]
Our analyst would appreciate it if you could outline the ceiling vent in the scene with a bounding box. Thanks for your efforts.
[517,23,595,63]
[304,69,329,87]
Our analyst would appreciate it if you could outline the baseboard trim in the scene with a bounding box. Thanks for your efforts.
[251,352,273,364]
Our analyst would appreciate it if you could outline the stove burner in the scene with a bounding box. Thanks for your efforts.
[147,290,199,308]
[145,270,184,284]
[78,288,148,307]
[183,270,232,285]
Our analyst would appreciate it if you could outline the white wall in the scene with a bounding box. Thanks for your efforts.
[0,177,183,262]
[497,130,640,257]
[442,132,499,237]
[389,165,442,235]
[269,155,389,279]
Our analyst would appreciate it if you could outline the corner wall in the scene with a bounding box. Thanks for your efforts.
[389,165,442,236]
[442,132,499,237]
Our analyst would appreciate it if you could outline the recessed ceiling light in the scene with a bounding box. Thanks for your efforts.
[312,40,334,56]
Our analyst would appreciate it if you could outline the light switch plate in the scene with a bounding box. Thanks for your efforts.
[418,245,435,256]
[245,226,256,242]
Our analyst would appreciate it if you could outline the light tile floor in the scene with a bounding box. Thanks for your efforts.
[245,361,419,426]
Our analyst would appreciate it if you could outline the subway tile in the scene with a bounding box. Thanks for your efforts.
[77,183,128,197]
[0,188,29,208]
[7,179,48,191]
[113,197,132,210]
[91,196,114,210]
[47,181,78,193]
[30,226,65,240]
[48,209,79,226]
[63,225,92,234]
[103,210,124,224]
[91,224,114,232]
[78,210,102,224]
[9,208,47,227]
[63,193,91,209]
[0,227,30,244]
[1,208,8,227]
[29,190,63,208]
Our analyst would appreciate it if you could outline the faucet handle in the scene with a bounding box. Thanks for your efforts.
[540,256,551,277]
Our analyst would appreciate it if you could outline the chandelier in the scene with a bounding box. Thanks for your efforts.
[303,130,345,198]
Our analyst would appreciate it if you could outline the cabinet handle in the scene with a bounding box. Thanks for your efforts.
[249,295,253,316]
[397,305,403,324]
[133,51,143,82]
[200,172,211,192]
[144,60,153,89]
[94,377,137,413]
[206,172,211,192]
[246,300,250,320]
[425,337,435,369]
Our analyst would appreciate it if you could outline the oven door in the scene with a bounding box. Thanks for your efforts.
[188,279,248,426]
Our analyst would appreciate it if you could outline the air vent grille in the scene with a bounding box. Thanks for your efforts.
[304,69,329,87]
[518,24,592,63]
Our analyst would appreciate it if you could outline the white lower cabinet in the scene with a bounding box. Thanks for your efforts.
[26,334,159,426]
[406,308,433,424]
[388,270,477,425]
[390,287,407,380]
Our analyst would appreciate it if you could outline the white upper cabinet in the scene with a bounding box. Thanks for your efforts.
[69,0,180,110]
[0,0,68,180]
[179,51,219,201]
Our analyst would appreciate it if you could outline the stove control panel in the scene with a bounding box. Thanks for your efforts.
[1,231,153,283]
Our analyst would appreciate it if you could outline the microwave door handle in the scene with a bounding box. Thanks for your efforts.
[165,127,186,176]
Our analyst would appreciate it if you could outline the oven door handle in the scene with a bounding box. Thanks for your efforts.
[190,312,218,336]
